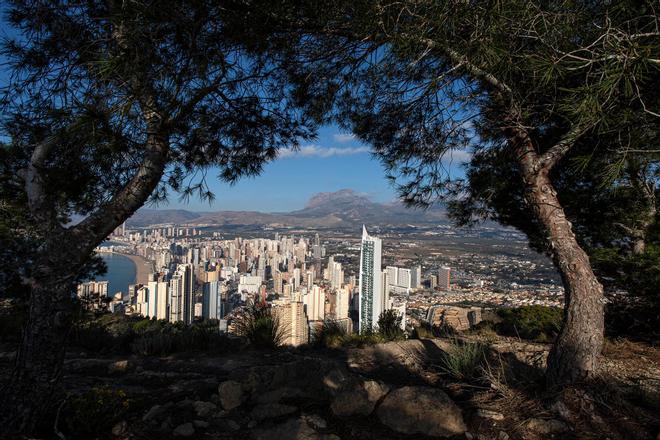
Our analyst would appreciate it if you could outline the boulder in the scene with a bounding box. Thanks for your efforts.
[256,386,307,404]
[524,418,569,435]
[218,380,245,410]
[192,400,217,418]
[330,380,389,417]
[250,403,298,422]
[142,404,171,423]
[322,368,356,395]
[363,380,389,403]
[226,420,241,431]
[111,420,128,437]
[173,422,195,438]
[376,386,466,437]
[251,417,340,440]
[302,414,327,430]
[107,360,130,374]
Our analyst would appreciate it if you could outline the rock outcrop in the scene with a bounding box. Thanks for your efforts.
[376,386,467,437]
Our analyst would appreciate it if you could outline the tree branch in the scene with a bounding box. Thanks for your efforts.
[537,124,590,172]
[24,137,59,228]
[71,116,168,254]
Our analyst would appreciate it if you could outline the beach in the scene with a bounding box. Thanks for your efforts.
[120,253,153,285]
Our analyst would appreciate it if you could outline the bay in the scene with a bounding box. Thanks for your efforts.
[93,253,137,297]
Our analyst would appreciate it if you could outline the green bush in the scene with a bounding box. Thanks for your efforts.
[468,320,499,342]
[439,339,490,382]
[313,319,348,348]
[496,305,562,342]
[69,313,235,356]
[234,303,286,349]
[411,321,456,339]
[338,331,384,348]
[64,386,130,439]
[411,322,435,339]
[130,319,233,356]
[377,309,405,341]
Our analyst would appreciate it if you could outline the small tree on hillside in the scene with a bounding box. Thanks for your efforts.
[377,309,404,340]
[0,1,316,435]
[281,0,659,385]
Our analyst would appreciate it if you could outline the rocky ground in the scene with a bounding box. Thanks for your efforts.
[1,336,658,439]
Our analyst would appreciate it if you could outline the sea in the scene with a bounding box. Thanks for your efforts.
[95,253,137,297]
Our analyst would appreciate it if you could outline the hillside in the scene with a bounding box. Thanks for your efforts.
[126,189,449,228]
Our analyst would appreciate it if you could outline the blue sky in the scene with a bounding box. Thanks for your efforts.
[0,10,470,214]
[174,126,392,212]
[167,125,470,212]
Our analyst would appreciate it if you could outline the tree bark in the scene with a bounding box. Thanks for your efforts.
[0,252,78,437]
[522,166,605,386]
[0,127,168,438]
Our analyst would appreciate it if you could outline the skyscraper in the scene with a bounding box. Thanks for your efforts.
[272,299,309,346]
[411,265,422,289]
[439,267,451,290]
[358,226,384,333]
[202,281,223,320]
[169,263,194,324]
[304,285,325,321]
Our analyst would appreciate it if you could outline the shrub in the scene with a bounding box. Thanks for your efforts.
[439,339,490,382]
[377,309,405,341]
[234,303,286,349]
[338,331,384,348]
[313,319,347,348]
[411,322,435,339]
[411,321,456,339]
[468,320,499,342]
[130,320,233,356]
[130,332,175,356]
[64,386,130,439]
[496,305,562,342]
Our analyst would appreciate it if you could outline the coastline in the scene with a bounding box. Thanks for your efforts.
[120,253,153,285]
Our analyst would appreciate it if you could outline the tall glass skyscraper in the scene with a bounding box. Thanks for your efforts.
[359,226,383,333]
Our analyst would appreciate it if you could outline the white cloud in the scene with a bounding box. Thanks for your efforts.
[440,149,472,164]
[279,144,370,159]
[332,133,357,143]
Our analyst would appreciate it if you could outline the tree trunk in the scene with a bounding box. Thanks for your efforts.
[523,169,605,386]
[1,126,168,438]
[1,255,79,438]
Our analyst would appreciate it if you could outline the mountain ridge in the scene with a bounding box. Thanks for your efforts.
[126,189,448,228]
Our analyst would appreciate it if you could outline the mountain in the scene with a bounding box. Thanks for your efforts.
[127,209,203,227]
[126,189,448,228]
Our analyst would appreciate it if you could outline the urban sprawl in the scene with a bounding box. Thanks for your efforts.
[78,223,565,344]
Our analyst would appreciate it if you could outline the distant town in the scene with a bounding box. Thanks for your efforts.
[79,220,564,344]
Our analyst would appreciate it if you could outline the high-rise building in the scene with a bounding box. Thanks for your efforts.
[438,267,451,290]
[397,268,411,289]
[329,260,344,290]
[430,274,438,289]
[335,287,350,319]
[358,226,384,333]
[146,281,158,318]
[202,281,224,320]
[169,263,194,324]
[293,268,301,290]
[304,285,325,321]
[272,299,309,346]
[77,280,109,309]
[386,266,398,286]
[411,265,422,289]
[238,275,262,294]
[155,281,169,320]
